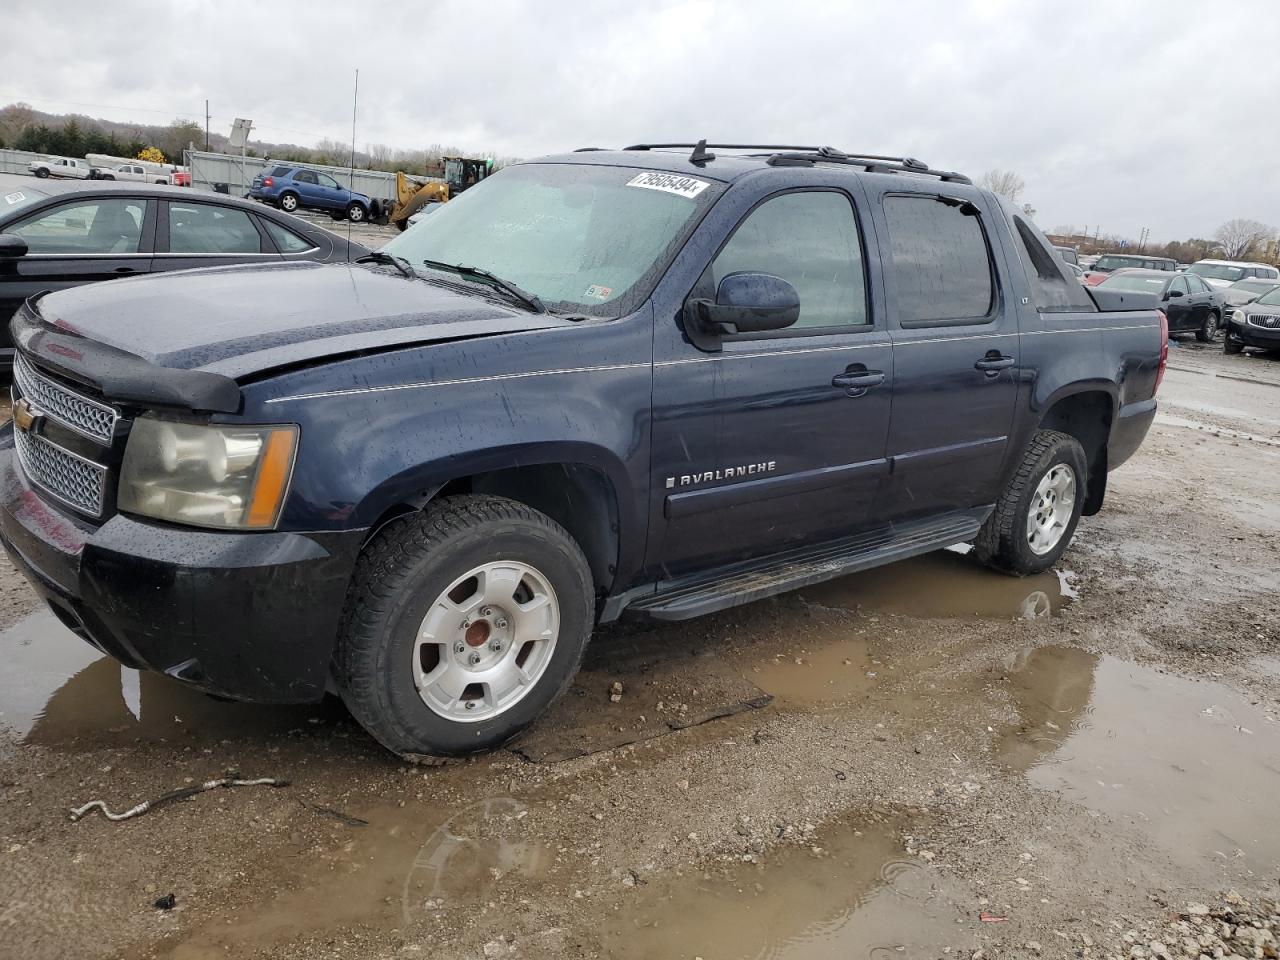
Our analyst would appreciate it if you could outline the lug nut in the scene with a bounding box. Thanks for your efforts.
[495,618,508,629]
[465,701,475,710]
[454,642,465,654]
[480,607,493,618]
[469,652,482,666]
[489,639,502,652]
[460,619,470,630]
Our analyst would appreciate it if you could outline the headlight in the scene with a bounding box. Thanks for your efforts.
[1232,309,1246,324]
[119,417,298,530]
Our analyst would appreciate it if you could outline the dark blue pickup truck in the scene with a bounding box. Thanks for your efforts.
[0,142,1166,756]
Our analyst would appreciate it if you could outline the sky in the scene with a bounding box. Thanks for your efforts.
[4,0,1277,243]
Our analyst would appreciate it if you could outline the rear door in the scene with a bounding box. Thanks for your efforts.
[869,186,1019,519]
[153,199,280,273]
[648,181,895,576]
[1,196,155,324]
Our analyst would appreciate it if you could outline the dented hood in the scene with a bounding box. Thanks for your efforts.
[31,260,573,379]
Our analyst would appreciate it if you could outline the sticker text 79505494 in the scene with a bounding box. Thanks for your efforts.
[625,172,710,200]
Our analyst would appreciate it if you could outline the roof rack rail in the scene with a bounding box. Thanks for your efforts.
[764,151,971,184]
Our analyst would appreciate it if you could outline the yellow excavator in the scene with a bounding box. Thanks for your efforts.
[386,156,493,231]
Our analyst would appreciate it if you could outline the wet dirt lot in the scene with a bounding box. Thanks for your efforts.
[2,340,1279,960]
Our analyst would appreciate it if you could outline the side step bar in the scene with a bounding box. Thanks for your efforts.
[626,508,990,622]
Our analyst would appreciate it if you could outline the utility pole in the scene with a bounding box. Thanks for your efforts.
[204,100,210,152]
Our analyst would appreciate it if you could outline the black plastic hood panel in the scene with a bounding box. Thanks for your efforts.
[29,261,573,380]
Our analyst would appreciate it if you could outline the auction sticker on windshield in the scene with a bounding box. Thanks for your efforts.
[626,172,710,200]
[4,192,25,205]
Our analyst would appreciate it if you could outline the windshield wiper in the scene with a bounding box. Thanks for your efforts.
[355,251,418,280]
[420,259,546,314]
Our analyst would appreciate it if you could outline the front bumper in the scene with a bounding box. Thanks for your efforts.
[1226,315,1280,349]
[0,444,364,704]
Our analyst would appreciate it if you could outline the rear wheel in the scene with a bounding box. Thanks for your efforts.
[976,430,1087,575]
[1196,311,1219,343]
[335,496,593,757]
[278,192,299,213]
[347,202,366,223]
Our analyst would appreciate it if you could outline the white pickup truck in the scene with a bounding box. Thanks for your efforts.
[95,163,171,184]
[27,156,96,179]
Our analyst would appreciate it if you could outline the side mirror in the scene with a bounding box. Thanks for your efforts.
[692,272,800,335]
[0,234,28,259]
[1167,289,1184,298]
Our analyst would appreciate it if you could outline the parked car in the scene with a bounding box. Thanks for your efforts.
[1224,285,1280,354]
[1066,262,1085,281]
[0,174,367,377]
[249,165,374,222]
[93,163,170,184]
[1221,277,1280,312]
[27,156,95,180]
[1186,259,1280,289]
[0,143,1164,757]
[1094,268,1223,341]
[1053,244,1079,267]
[1083,253,1177,285]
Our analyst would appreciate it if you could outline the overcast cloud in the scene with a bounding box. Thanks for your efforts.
[5,0,1277,241]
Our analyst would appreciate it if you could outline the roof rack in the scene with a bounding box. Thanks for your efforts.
[615,141,970,184]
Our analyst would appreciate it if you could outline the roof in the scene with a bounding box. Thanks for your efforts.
[0,173,259,208]
[1193,258,1274,268]
[531,141,970,185]
[1105,268,1173,279]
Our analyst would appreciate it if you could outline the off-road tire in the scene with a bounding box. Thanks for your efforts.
[278,192,299,213]
[1196,311,1219,343]
[335,495,594,757]
[346,202,366,223]
[975,430,1087,575]
[1224,335,1244,355]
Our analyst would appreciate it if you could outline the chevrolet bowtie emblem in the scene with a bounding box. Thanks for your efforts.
[12,397,40,433]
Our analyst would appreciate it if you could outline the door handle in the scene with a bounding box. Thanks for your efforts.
[832,366,885,397]
[114,266,139,274]
[974,354,1016,373]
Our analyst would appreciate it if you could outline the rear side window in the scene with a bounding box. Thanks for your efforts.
[269,165,293,177]
[711,190,868,330]
[1011,216,1096,313]
[884,195,993,324]
[168,203,263,254]
[263,218,315,253]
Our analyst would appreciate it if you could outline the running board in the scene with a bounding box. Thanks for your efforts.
[627,508,990,622]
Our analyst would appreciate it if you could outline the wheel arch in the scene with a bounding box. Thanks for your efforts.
[1035,386,1115,516]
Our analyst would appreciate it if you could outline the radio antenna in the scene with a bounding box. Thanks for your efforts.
[346,67,359,260]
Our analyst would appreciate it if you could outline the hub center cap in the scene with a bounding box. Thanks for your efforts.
[464,620,491,647]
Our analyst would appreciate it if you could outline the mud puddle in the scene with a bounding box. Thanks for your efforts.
[600,817,971,959]
[1000,647,1280,873]
[0,609,342,747]
[149,797,553,959]
[802,552,1074,621]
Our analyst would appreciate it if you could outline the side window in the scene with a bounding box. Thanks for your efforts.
[168,203,263,254]
[317,173,340,189]
[1168,276,1188,296]
[13,199,145,254]
[710,190,868,330]
[884,194,993,324]
[269,165,294,178]
[293,170,318,185]
[1010,216,1096,313]
[263,218,314,253]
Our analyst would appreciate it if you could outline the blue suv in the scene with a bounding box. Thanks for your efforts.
[249,165,374,222]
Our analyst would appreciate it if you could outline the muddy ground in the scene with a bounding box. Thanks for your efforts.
[1,339,1278,960]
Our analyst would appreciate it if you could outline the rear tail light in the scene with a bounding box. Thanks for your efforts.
[263,177,273,187]
[1155,310,1169,393]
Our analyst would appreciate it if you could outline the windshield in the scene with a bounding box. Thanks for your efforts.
[381,163,722,316]
[1099,273,1168,294]
[1231,280,1278,295]
[1,184,49,219]
[1188,263,1244,281]
[1255,287,1280,307]
[1093,255,1143,271]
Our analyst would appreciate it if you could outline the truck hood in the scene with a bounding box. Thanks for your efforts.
[31,260,573,379]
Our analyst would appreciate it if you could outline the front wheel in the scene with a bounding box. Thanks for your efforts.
[346,202,366,223]
[975,430,1087,575]
[1196,311,1219,343]
[33,168,49,178]
[335,496,594,757]
[1224,335,1244,355]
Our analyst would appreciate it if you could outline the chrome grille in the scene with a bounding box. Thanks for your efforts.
[13,355,118,444]
[1247,313,1280,329]
[13,426,107,515]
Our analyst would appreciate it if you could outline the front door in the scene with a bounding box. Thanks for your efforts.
[648,185,894,578]
[869,188,1020,519]
[1,196,155,324]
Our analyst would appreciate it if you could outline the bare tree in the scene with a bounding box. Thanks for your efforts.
[1214,219,1277,260]
[979,169,1026,202]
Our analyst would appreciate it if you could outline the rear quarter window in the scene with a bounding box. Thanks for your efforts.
[883,194,994,325]
[269,166,294,178]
